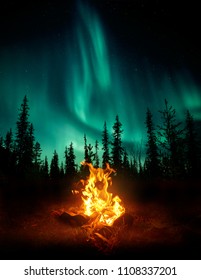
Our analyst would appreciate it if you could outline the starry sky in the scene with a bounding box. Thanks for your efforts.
[0,0,201,165]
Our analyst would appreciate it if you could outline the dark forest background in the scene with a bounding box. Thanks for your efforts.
[0,95,201,200]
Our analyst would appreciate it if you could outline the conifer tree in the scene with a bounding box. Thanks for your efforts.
[87,143,94,164]
[157,99,184,178]
[84,134,89,162]
[102,121,110,168]
[33,141,42,173]
[15,95,35,176]
[50,150,60,179]
[65,142,76,179]
[145,108,160,178]
[94,140,99,168]
[111,115,124,172]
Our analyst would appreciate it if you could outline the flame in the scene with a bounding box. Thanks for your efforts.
[71,162,125,227]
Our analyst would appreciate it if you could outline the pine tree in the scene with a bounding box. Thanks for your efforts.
[184,110,200,178]
[83,134,94,163]
[65,142,76,179]
[33,141,42,173]
[15,95,34,176]
[102,121,110,168]
[94,140,99,168]
[27,123,35,166]
[111,115,124,172]
[50,150,60,179]
[83,134,89,162]
[145,108,160,178]
[157,99,184,178]
[87,143,94,163]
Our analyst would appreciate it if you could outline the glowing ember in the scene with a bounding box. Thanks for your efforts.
[70,162,125,228]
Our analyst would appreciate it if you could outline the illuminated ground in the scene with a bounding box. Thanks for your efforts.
[0,182,201,260]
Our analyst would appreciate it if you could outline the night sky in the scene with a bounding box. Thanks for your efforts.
[0,0,201,165]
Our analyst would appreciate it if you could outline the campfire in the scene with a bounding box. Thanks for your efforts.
[54,162,127,252]
[70,161,125,227]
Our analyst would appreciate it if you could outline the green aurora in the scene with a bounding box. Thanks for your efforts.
[0,1,201,165]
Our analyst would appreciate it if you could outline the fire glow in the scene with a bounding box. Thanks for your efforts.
[71,162,125,228]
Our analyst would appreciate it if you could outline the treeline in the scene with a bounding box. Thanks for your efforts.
[0,96,201,188]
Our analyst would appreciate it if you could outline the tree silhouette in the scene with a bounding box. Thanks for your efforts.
[94,140,100,168]
[145,108,160,178]
[41,156,49,178]
[157,99,184,178]
[111,115,124,172]
[102,121,110,168]
[50,150,60,180]
[33,141,42,174]
[65,142,77,179]
[83,134,89,162]
[15,95,35,177]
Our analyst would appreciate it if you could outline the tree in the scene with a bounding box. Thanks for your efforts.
[41,156,49,178]
[94,140,99,168]
[184,110,200,178]
[102,121,110,168]
[33,141,42,173]
[157,99,184,178]
[83,134,94,163]
[15,95,35,176]
[87,143,94,164]
[27,123,35,165]
[145,108,160,178]
[83,134,89,162]
[50,150,60,179]
[111,115,124,172]
[65,142,77,179]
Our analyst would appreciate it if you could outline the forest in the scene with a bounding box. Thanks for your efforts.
[0,95,201,260]
[1,95,201,186]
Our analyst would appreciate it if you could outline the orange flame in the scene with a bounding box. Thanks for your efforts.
[72,162,125,227]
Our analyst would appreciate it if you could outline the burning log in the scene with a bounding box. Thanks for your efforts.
[57,212,89,227]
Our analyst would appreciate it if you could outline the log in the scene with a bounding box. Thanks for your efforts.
[57,212,89,227]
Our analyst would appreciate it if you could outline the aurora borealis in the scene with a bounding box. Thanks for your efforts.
[0,0,201,165]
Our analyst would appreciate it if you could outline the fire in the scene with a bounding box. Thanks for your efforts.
[71,162,125,228]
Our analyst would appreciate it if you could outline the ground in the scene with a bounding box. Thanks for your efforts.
[0,180,201,260]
